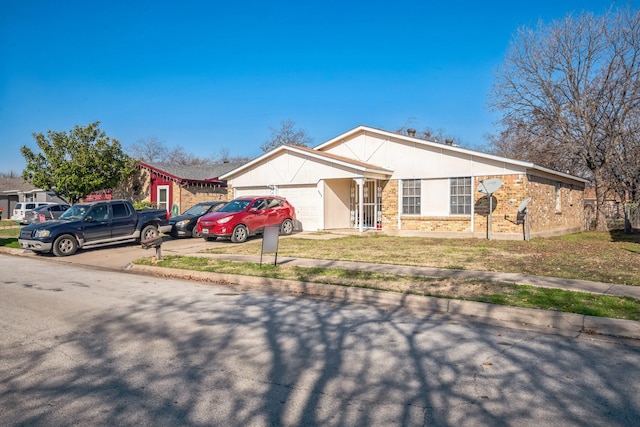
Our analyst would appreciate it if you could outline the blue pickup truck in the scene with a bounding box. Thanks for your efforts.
[18,199,171,256]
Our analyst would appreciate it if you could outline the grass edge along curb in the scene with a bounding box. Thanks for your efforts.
[133,256,640,321]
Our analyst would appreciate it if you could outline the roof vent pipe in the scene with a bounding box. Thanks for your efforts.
[407,128,416,137]
[445,139,453,146]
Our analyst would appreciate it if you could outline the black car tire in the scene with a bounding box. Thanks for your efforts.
[230,225,248,243]
[52,234,78,257]
[141,225,159,240]
[192,227,202,238]
[280,219,294,235]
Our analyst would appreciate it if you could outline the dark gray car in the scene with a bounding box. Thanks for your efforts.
[170,201,226,238]
[23,203,70,224]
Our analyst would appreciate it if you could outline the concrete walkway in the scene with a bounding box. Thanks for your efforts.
[186,252,640,300]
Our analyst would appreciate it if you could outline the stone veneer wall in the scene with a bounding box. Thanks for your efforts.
[525,173,585,237]
[377,173,584,239]
[379,180,397,228]
[171,182,229,214]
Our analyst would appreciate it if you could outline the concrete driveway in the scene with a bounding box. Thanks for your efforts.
[22,235,226,269]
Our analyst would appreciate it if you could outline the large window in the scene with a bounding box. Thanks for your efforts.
[402,179,421,215]
[450,177,472,215]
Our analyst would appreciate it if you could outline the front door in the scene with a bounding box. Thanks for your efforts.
[350,180,382,229]
[157,185,170,215]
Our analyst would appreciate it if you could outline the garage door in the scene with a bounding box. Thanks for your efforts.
[277,185,320,231]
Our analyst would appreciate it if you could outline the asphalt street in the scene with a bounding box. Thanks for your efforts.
[1,255,640,426]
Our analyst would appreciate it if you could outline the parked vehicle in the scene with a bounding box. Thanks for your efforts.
[197,196,296,243]
[11,202,58,223]
[22,203,70,224]
[18,200,172,256]
[169,201,227,238]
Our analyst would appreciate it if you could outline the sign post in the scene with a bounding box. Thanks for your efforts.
[261,225,280,266]
[518,198,532,241]
[477,178,503,240]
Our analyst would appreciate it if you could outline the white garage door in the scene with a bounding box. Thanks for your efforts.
[277,185,320,231]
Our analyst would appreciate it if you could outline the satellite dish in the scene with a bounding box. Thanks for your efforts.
[477,178,503,195]
[518,197,531,213]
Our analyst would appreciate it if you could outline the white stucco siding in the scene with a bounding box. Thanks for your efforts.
[233,187,272,198]
[229,151,369,188]
[322,132,528,179]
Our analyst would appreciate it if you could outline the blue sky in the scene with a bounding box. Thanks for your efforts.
[0,0,633,173]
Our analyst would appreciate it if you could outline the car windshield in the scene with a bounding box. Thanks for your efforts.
[218,199,251,213]
[60,204,89,220]
[183,204,212,216]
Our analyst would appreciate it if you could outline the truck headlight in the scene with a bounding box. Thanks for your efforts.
[34,229,50,238]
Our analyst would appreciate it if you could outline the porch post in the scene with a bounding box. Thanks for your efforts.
[354,178,365,233]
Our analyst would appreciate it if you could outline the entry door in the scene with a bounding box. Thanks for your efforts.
[157,185,169,214]
[350,180,382,229]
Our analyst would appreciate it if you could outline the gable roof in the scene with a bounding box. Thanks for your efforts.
[220,144,393,180]
[315,125,589,184]
[139,161,246,184]
[0,177,38,194]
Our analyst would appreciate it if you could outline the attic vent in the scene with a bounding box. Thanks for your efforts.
[445,139,453,146]
[407,128,416,137]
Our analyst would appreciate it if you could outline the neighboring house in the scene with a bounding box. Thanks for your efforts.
[137,162,245,216]
[0,177,68,220]
[220,125,587,240]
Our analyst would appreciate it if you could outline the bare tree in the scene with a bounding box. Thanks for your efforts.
[489,7,640,231]
[0,171,21,178]
[606,124,640,232]
[396,125,459,145]
[209,148,251,164]
[127,137,168,163]
[260,119,313,153]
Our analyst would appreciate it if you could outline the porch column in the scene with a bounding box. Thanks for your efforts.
[354,178,365,233]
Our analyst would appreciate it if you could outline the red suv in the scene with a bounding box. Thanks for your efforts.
[197,196,296,243]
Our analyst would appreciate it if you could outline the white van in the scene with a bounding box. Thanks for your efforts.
[11,202,57,223]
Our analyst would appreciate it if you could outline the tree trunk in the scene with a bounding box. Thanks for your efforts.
[594,172,609,232]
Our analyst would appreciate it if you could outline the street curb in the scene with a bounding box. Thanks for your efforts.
[130,264,640,340]
[0,247,30,255]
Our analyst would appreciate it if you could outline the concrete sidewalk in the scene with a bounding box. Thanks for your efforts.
[188,252,640,300]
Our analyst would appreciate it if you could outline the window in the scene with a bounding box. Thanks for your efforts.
[450,177,472,215]
[402,179,421,215]
[112,203,130,219]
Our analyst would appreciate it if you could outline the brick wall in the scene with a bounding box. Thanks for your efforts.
[173,184,229,215]
[380,180,397,228]
[378,173,584,239]
[526,174,585,237]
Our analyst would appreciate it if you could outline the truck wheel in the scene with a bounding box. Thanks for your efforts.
[280,219,294,235]
[230,225,248,243]
[141,225,159,240]
[52,234,78,257]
